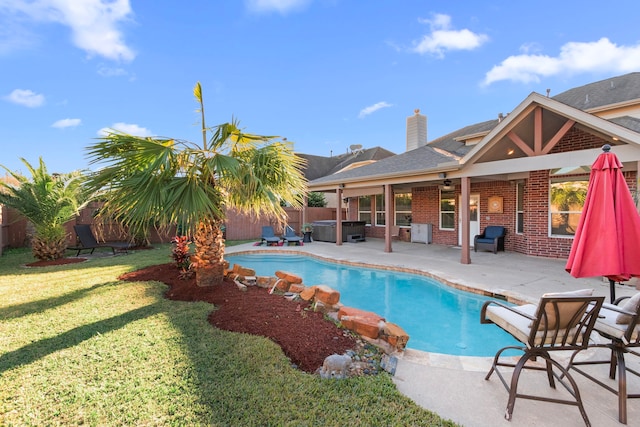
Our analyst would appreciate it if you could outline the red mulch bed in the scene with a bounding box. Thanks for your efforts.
[26,258,87,267]
[119,263,359,373]
[27,256,360,372]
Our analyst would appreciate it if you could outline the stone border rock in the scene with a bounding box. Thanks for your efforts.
[226,262,408,378]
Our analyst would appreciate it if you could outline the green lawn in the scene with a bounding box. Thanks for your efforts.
[0,244,457,426]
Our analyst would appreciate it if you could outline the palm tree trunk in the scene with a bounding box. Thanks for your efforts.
[192,218,225,286]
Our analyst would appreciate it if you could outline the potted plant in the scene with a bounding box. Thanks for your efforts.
[302,223,313,242]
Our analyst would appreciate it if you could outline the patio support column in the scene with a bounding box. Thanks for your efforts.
[460,177,471,264]
[384,184,393,253]
[336,186,343,246]
[302,194,308,231]
[637,161,640,211]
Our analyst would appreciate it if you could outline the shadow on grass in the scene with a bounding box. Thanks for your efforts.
[0,282,118,320]
[0,303,162,374]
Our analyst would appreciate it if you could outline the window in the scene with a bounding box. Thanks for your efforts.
[440,190,455,230]
[395,193,412,226]
[549,178,588,236]
[358,196,371,225]
[374,194,385,226]
[516,182,524,234]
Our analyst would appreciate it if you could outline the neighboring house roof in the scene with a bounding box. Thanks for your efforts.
[297,146,395,181]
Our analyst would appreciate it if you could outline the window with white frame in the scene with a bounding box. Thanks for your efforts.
[395,193,412,226]
[358,196,371,225]
[374,194,385,226]
[516,181,524,234]
[440,190,455,230]
[549,178,588,236]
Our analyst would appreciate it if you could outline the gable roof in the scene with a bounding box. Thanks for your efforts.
[461,92,640,171]
[428,73,640,160]
[308,73,640,191]
[551,72,640,111]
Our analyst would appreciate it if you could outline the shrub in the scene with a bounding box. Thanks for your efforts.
[171,236,192,276]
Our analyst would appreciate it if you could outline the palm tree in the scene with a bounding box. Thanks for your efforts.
[85,82,307,286]
[550,180,588,234]
[0,158,88,260]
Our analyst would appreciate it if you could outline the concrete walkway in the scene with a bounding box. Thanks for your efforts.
[227,239,640,426]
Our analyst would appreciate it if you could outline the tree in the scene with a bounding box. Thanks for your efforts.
[550,180,588,234]
[85,82,307,286]
[0,158,88,260]
[307,191,327,207]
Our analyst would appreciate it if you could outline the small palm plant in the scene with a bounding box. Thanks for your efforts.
[0,158,89,260]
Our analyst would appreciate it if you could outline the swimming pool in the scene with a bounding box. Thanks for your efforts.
[225,252,520,356]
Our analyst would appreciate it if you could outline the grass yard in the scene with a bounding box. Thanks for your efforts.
[0,244,457,426]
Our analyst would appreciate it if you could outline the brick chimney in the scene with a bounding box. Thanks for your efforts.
[406,109,427,151]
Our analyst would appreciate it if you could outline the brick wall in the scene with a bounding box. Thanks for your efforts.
[550,127,605,153]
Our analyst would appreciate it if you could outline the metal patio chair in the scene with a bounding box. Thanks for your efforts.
[567,293,640,424]
[72,224,133,256]
[481,291,604,426]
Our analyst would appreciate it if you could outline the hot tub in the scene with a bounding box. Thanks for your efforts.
[311,220,366,243]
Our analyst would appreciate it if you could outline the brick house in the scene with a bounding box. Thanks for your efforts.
[307,73,640,264]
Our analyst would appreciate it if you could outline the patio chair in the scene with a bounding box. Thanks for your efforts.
[474,225,506,254]
[282,225,303,246]
[567,293,640,424]
[261,226,281,246]
[72,224,134,256]
[481,290,605,426]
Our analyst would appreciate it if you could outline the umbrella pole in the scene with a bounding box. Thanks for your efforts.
[609,278,616,303]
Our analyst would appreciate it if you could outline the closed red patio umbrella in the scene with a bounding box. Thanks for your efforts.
[565,144,640,302]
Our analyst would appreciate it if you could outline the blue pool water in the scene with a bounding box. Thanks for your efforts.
[226,253,520,356]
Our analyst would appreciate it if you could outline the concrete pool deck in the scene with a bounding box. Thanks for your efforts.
[226,239,640,426]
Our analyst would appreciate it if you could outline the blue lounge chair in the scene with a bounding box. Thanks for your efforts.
[261,226,281,246]
[282,225,303,245]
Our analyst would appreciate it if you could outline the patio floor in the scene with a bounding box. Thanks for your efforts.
[227,238,640,426]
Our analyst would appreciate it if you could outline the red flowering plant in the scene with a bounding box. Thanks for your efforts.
[171,236,193,279]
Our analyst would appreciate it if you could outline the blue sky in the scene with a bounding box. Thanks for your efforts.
[2,0,640,175]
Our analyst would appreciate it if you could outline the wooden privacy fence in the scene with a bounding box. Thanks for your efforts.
[0,203,342,252]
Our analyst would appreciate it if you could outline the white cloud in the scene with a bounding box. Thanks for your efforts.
[4,89,45,107]
[358,102,392,119]
[1,0,135,62]
[484,37,640,85]
[410,13,488,58]
[245,0,311,14]
[97,65,128,77]
[52,118,81,128]
[98,122,152,137]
